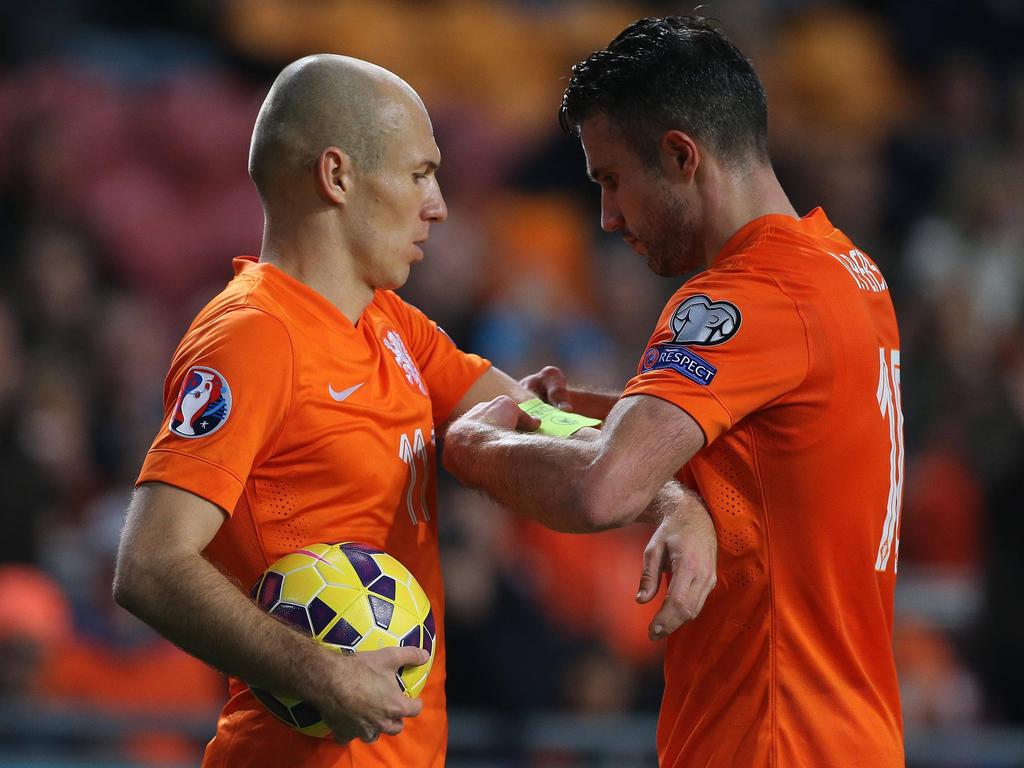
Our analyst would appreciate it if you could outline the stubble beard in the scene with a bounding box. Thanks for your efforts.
[643,192,700,277]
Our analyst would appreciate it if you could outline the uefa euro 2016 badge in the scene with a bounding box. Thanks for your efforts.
[169,366,232,438]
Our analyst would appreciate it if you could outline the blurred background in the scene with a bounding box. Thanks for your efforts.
[1,0,1022,766]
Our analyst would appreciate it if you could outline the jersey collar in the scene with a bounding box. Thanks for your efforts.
[233,256,365,334]
[714,207,835,265]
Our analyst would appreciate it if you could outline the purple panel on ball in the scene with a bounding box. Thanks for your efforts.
[423,609,435,640]
[251,687,298,727]
[342,549,382,586]
[291,700,324,728]
[258,571,284,613]
[400,625,422,648]
[368,595,395,629]
[323,617,362,649]
[370,575,396,601]
[249,578,260,601]
[422,627,433,656]
[271,603,312,637]
[340,542,384,555]
[308,597,336,636]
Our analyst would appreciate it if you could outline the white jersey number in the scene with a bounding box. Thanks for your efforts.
[399,428,433,525]
[874,348,904,573]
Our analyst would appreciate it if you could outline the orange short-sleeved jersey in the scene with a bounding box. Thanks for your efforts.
[623,209,904,767]
[137,257,490,768]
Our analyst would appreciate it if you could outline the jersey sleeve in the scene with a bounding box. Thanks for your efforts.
[136,307,294,514]
[622,268,809,445]
[383,291,491,425]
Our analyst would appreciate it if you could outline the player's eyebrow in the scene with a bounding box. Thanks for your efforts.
[587,165,608,183]
[420,160,440,172]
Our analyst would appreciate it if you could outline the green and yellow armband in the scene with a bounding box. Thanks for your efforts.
[517,398,602,437]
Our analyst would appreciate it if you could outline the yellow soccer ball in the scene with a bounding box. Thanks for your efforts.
[248,542,435,737]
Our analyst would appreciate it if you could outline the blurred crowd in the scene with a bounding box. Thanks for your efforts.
[1,0,1022,764]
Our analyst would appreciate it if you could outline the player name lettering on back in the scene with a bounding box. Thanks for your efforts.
[639,344,717,386]
[830,249,888,292]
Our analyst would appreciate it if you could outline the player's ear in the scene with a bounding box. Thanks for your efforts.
[316,147,353,206]
[660,130,699,183]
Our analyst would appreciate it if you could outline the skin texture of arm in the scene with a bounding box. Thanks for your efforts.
[443,393,716,636]
[444,366,717,635]
[113,482,428,743]
[563,387,621,420]
[443,393,706,532]
[451,365,619,424]
[518,365,619,419]
[447,367,535,422]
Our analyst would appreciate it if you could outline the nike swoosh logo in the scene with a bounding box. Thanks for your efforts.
[328,382,364,402]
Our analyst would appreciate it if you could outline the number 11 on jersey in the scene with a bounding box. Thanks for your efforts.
[875,348,903,573]
[399,428,433,525]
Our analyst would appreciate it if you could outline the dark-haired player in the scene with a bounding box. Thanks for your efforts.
[445,16,904,766]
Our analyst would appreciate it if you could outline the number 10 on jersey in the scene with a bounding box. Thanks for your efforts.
[399,428,433,525]
[875,348,903,573]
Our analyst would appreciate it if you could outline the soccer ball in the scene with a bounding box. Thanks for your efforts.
[248,542,436,737]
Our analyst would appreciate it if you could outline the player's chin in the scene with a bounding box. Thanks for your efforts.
[382,263,413,291]
[648,251,690,278]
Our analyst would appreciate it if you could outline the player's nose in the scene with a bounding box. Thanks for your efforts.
[423,182,447,224]
[600,192,624,232]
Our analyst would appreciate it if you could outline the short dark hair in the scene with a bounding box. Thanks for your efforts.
[560,16,769,167]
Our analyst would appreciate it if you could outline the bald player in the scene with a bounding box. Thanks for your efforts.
[113,54,714,768]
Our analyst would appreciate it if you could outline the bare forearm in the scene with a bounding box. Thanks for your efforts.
[635,481,696,525]
[114,548,328,701]
[445,423,691,533]
[566,387,620,420]
[444,421,602,532]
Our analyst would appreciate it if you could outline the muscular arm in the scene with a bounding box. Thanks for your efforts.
[114,484,325,694]
[445,393,717,634]
[443,394,706,532]
[446,366,534,425]
[114,483,425,742]
[517,365,619,419]
[562,387,620,420]
[450,366,620,424]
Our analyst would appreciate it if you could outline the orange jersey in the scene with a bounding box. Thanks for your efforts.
[138,257,490,768]
[623,209,904,767]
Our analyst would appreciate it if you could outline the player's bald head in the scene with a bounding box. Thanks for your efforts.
[249,54,423,201]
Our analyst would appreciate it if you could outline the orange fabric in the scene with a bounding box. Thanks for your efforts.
[517,520,661,665]
[138,257,491,768]
[623,209,904,767]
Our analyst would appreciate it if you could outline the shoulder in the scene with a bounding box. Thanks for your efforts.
[374,289,421,316]
[646,267,811,372]
[179,304,294,360]
[372,290,435,330]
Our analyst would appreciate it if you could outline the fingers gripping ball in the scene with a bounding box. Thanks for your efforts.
[248,542,436,737]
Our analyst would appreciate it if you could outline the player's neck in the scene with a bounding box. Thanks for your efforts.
[260,219,374,326]
[703,165,797,263]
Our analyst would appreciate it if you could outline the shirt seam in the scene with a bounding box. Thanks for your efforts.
[714,256,813,396]
[621,384,732,444]
[144,448,245,492]
[744,422,778,767]
[229,289,297,565]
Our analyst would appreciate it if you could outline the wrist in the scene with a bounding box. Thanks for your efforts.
[442,419,489,483]
[292,641,347,707]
